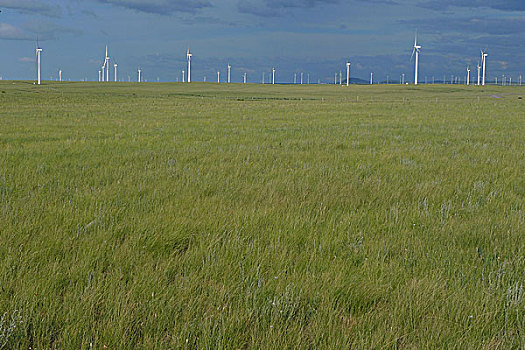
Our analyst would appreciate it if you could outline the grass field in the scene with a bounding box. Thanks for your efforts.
[0,81,524,349]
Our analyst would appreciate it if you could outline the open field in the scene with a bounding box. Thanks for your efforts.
[0,81,524,348]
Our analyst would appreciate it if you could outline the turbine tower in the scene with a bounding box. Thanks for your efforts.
[411,33,421,85]
[243,72,247,84]
[466,66,470,86]
[272,68,275,85]
[217,71,220,83]
[481,50,488,86]
[346,61,350,86]
[98,70,101,82]
[114,63,118,82]
[187,49,192,83]
[138,68,142,83]
[182,70,185,83]
[36,40,43,85]
[59,69,62,82]
[477,63,481,86]
[227,64,231,83]
[370,72,373,85]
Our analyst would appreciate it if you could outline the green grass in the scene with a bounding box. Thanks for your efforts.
[0,81,524,349]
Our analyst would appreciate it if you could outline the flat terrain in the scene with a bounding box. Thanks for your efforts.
[0,81,524,349]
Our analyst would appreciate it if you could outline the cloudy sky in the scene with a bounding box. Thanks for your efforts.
[0,0,524,83]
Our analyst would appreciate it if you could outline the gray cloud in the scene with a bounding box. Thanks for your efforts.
[92,0,212,15]
[238,0,339,17]
[419,0,525,11]
[400,16,525,35]
[0,23,32,40]
[21,19,82,40]
[0,0,62,17]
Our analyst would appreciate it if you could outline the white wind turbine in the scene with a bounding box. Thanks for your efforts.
[466,66,470,85]
[58,69,62,82]
[187,49,192,83]
[98,70,101,82]
[227,64,231,83]
[217,70,220,83]
[243,72,247,84]
[411,32,421,85]
[138,68,142,83]
[114,62,118,82]
[104,45,110,82]
[182,70,185,83]
[481,50,488,86]
[370,72,373,85]
[36,40,43,85]
[272,68,276,84]
[346,61,350,86]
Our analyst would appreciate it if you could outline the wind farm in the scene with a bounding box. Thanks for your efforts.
[1,2,525,349]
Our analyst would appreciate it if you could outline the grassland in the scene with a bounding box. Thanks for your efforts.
[0,81,524,349]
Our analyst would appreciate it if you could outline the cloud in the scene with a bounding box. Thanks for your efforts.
[18,57,35,63]
[0,0,62,17]
[419,0,525,12]
[238,0,339,17]
[20,19,82,40]
[91,0,212,15]
[0,23,32,40]
[399,16,525,36]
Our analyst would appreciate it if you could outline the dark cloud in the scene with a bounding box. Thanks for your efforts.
[92,0,212,15]
[419,0,525,12]
[0,0,62,17]
[238,0,339,17]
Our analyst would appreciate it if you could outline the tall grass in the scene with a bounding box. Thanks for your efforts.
[0,81,524,348]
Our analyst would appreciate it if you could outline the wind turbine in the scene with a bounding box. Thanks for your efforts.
[114,63,118,82]
[370,72,373,85]
[346,61,350,86]
[272,68,275,85]
[411,32,421,85]
[477,63,481,86]
[227,64,231,83]
[187,49,192,83]
[466,66,470,85]
[138,68,142,83]
[105,45,110,82]
[59,69,62,82]
[182,70,185,83]
[36,40,43,85]
[98,70,101,82]
[243,72,247,84]
[217,70,220,83]
[301,72,303,84]
[481,50,488,86]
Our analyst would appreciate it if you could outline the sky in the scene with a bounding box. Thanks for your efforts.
[0,0,524,83]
